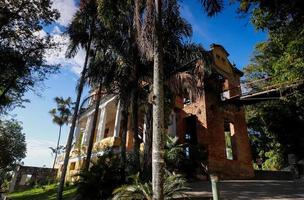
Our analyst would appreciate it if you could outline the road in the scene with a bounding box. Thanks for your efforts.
[186,180,304,199]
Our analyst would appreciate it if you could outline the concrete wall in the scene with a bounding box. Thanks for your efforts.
[9,166,57,192]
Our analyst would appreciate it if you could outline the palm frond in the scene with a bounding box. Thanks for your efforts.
[199,0,224,16]
[164,171,189,199]
[113,171,188,200]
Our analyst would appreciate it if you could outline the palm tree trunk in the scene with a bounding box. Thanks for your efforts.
[131,88,140,172]
[84,82,103,171]
[152,0,165,199]
[57,20,94,200]
[52,125,62,169]
[143,103,153,181]
[120,101,129,181]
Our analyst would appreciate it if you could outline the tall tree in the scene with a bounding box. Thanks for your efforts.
[0,119,26,172]
[49,97,73,169]
[237,0,304,168]
[0,119,26,190]
[0,0,59,114]
[57,0,98,199]
[134,0,222,198]
[97,0,148,172]
[83,48,117,171]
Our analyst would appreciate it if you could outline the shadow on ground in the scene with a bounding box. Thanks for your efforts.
[186,180,304,199]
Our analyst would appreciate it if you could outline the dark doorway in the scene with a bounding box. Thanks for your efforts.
[184,115,198,159]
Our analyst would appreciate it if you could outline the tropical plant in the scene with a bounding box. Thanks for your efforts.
[49,146,65,158]
[57,0,99,198]
[49,97,73,169]
[164,135,184,171]
[134,1,223,197]
[75,149,122,200]
[112,171,188,200]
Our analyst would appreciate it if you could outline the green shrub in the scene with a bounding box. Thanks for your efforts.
[113,171,188,200]
[75,149,122,200]
[263,150,284,170]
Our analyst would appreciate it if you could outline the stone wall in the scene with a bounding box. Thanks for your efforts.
[9,166,57,192]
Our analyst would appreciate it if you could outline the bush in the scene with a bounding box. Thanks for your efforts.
[263,150,284,170]
[163,136,208,177]
[75,149,122,200]
[113,171,188,200]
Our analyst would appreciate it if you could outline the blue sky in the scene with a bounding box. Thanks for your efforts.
[11,0,266,167]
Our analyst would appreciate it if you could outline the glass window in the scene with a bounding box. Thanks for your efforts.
[224,121,234,160]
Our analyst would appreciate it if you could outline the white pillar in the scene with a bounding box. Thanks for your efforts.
[113,100,122,138]
[97,107,107,141]
[82,114,93,146]
[74,123,81,147]
[143,122,146,143]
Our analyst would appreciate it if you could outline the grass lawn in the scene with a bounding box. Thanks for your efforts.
[7,184,76,200]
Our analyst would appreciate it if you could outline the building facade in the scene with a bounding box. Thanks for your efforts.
[56,44,254,181]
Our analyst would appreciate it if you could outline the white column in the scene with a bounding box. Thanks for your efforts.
[82,114,93,146]
[97,107,107,141]
[74,123,81,147]
[143,122,146,143]
[113,100,122,138]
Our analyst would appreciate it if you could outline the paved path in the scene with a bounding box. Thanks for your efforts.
[186,180,304,199]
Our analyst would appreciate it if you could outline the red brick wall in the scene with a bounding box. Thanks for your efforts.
[175,69,254,179]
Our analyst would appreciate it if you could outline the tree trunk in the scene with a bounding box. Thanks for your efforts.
[57,20,94,200]
[84,82,102,171]
[52,125,62,169]
[152,0,165,199]
[143,103,153,181]
[131,88,140,172]
[120,101,129,181]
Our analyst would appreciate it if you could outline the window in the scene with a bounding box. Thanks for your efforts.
[19,174,32,186]
[69,162,76,170]
[104,128,110,138]
[224,121,234,160]
[168,112,177,137]
[183,97,192,105]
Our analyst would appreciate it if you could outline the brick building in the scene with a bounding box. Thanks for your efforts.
[56,44,254,181]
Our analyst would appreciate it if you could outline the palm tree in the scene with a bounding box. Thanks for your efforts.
[134,0,223,198]
[112,171,188,200]
[97,0,147,173]
[83,49,117,171]
[49,97,72,169]
[57,0,99,199]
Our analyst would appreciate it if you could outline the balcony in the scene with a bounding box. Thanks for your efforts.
[93,136,121,152]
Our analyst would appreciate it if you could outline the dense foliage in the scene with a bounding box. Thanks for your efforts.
[75,150,122,200]
[0,119,26,171]
[112,171,188,200]
[238,0,304,169]
[0,0,59,114]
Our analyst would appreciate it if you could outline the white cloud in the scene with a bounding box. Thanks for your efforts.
[23,138,56,167]
[51,25,62,35]
[33,29,47,38]
[52,0,78,26]
[44,26,85,76]
[180,4,213,43]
